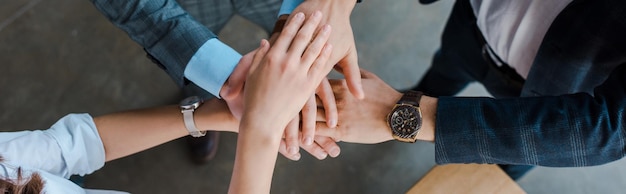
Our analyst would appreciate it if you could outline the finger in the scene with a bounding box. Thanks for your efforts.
[221,50,256,100]
[314,136,341,158]
[301,94,317,146]
[301,24,332,68]
[278,139,301,161]
[316,107,326,122]
[316,78,338,127]
[307,43,333,84]
[315,122,339,141]
[289,11,323,55]
[284,116,301,156]
[299,140,329,160]
[274,12,305,52]
[359,68,379,79]
[338,51,364,99]
[248,39,270,77]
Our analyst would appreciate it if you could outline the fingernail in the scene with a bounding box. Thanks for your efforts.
[328,119,337,128]
[330,148,340,158]
[304,137,314,146]
[357,88,365,100]
[295,12,304,20]
[260,39,266,47]
[293,153,301,161]
[318,151,328,160]
[288,146,298,155]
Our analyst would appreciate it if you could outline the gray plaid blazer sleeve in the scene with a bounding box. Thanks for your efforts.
[90,0,217,87]
[434,63,626,167]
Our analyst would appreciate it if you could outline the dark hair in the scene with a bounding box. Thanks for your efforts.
[0,156,45,194]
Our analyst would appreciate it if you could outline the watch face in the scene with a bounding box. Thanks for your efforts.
[388,104,422,138]
[180,96,202,109]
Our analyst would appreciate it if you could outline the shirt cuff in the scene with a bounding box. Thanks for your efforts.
[184,38,242,98]
[47,113,105,178]
[279,0,304,16]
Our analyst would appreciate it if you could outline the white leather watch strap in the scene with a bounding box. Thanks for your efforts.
[182,109,206,137]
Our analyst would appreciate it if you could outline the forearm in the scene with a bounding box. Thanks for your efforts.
[299,0,356,16]
[228,121,283,194]
[95,99,237,161]
[434,93,626,167]
[90,0,216,87]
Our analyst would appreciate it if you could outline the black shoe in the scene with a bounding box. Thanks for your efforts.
[186,131,220,164]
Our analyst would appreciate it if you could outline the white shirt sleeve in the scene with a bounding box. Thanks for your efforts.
[0,114,105,179]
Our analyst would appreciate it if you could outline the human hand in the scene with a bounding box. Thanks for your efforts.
[315,69,401,144]
[279,77,340,160]
[289,0,364,99]
[241,11,333,141]
[220,50,254,120]
[220,12,339,161]
[267,14,340,160]
[220,43,339,161]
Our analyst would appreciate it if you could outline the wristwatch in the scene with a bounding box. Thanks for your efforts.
[387,91,423,143]
[180,96,206,137]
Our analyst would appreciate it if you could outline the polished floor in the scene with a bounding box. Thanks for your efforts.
[1,0,625,193]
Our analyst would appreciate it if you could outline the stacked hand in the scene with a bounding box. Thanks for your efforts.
[220,0,373,161]
[221,1,363,160]
[229,11,336,193]
[316,69,400,144]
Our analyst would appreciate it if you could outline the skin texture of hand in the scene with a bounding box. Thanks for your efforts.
[220,51,253,121]
[268,15,340,160]
[315,69,438,144]
[229,11,334,194]
[290,0,364,99]
[315,69,399,144]
[220,23,340,161]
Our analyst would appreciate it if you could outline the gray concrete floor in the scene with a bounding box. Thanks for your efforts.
[1,0,625,193]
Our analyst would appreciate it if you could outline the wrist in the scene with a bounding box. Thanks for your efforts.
[417,96,437,142]
[307,0,357,9]
[298,0,355,18]
[195,99,239,133]
[239,117,285,143]
[272,15,290,35]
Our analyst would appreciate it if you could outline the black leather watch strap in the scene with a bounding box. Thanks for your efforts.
[399,90,423,106]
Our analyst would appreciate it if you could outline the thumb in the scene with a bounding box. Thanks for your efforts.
[337,50,364,99]
[359,68,378,79]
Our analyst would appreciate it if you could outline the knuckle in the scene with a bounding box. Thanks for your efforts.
[321,139,336,148]
[294,32,310,42]
[264,53,279,64]
[287,136,299,143]
[282,27,298,37]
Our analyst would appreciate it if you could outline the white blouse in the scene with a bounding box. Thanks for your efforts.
[0,114,127,194]
[470,0,573,78]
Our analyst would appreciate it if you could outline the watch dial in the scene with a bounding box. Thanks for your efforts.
[389,105,421,138]
[180,96,202,108]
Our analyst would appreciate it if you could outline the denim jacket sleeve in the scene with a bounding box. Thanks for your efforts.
[434,63,626,167]
[89,0,217,87]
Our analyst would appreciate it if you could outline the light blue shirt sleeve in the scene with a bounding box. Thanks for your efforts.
[0,114,131,193]
[279,0,304,16]
[0,114,105,179]
[184,38,242,98]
